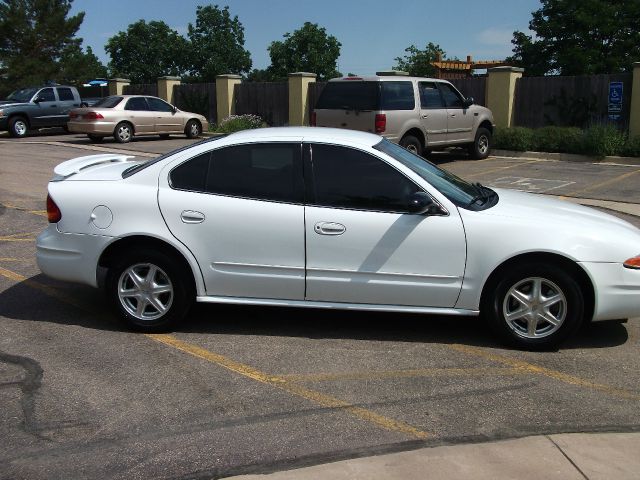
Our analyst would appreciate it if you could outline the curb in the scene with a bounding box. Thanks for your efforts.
[492,149,640,166]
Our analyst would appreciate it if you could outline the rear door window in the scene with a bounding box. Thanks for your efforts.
[419,82,445,109]
[56,87,75,101]
[315,82,380,110]
[380,82,415,110]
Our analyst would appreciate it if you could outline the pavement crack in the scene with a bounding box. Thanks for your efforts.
[546,435,589,480]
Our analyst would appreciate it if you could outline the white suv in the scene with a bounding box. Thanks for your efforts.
[312,74,495,159]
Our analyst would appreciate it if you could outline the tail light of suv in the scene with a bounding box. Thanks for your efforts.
[47,194,62,223]
[375,114,386,133]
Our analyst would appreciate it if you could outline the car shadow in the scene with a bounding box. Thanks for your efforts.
[0,275,629,351]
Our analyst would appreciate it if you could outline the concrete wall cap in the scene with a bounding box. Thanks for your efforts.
[288,72,317,78]
[487,66,525,73]
[216,74,242,80]
[158,76,181,81]
[633,62,640,68]
[108,78,131,82]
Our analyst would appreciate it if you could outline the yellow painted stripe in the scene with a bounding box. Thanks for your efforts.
[567,169,640,196]
[280,367,525,383]
[0,257,21,262]
[2,203,48,217]
[146,333,430,439]
[448,344,640,401]
[463,159,541,179]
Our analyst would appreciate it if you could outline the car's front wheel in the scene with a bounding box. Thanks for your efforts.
[485,263,584,350]
[107,249,193,332]
[468,127,491,159]
[9,116,29,138]
[114,122,133,143]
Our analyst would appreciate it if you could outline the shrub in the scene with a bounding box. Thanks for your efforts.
[532,126,583,154]
[581,124,626,157]
[493,127,533,151]
[215,114,266,133]
[622,136,640,157]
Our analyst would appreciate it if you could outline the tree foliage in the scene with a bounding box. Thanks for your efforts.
[507,0,640,75]
[0,0,91,94]
[58,45,107,85]
[264,22,341,81]
[105,20,189,84]
[187,5,252,81]
[393,43,446,77]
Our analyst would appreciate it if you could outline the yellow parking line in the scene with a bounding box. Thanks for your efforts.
[2,203,48,217]
[0,257,22,262]
[448,344,640,401]
[280,367,525,383]
[0,231,37,242]
[463,159,541,179]
[566,169,640,196]
[146,334,431,440]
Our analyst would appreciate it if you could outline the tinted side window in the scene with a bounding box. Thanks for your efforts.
[439,84,463,108]
[310,144,421,212]
[125,97,149,111]
[57,87,74,101]
[38,88,55,102]
[380,82,415,110]
[419,82,444,109]
[170,152,209,191]
[315,82,380,110]
[94,96,123,108]
[147,97,174,112]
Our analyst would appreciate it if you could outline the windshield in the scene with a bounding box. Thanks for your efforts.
[92,96,123,108]
[374,139,483,208]
[6,88,38,103]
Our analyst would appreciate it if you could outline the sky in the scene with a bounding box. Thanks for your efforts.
[70,0,541,75]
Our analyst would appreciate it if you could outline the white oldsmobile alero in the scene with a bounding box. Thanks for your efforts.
[36,127,640,349]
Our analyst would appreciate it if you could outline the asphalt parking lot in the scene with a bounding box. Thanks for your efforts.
[1,132,639,479]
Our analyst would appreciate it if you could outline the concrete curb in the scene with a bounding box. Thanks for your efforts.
[492,149,640,166]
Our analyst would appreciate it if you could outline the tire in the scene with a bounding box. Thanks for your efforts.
[484,263,584,350]
[114,122,133,143]
[62,125,70,133]
[107,249,194,332]
[468,127,491,159]
[399,135,422,156]
[8,116,29,138]
[87,134,103,143]
[185,120,202,139]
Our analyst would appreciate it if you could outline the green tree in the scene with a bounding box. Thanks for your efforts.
[507,0,640,75]
[393,42,445,77]
[58,45,107,85]
[266,22,341,81]
[106,20,189,84]
[0,0,84,94]
[187,5,252,81]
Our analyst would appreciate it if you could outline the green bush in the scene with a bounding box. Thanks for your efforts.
[532,126,583,154]
[215,114,266,133]
[621,135,640,157]
[581,124,626,157]
[493,127,533,151]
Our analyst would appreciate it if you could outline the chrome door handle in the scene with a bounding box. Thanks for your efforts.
[180,210,205,224]
[314,222,346,235]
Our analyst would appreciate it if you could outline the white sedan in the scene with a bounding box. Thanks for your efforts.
[36,127,640,349]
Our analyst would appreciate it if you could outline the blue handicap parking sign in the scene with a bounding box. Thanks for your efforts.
[608,82,623,115]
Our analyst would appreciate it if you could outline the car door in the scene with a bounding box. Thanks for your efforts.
[418,81,448,146]
[304,143,466,308]
[147,97,183,133]
[158,140,306,300]
[123,97,155,133]
[31,88,58,127]
[438,83,475,143]
[55,87,80,121]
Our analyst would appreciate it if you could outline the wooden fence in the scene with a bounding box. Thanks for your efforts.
[76,85,109,100]
[234,82,288,127]
[173,83,217,124]
[449,77,487,106]
[123,83,158,96]
[513,73,632,129]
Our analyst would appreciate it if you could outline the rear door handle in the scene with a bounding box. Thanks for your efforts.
[180,210,205,224]
[314,222,346,235]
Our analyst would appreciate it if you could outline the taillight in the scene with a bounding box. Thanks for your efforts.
[69,111,78,119]
[624,256,640,269]
[310,111,317,126]
[46,194,62,223]
[375,114,386,133]
[84,111,104,120]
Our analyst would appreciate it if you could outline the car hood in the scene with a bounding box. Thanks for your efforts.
[52,154,143,181]
[0,100,30,108]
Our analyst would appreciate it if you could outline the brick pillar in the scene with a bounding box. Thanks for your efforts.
[288,72,317,126]
[108,78,130,96]
[629,62,640,138]
[216,74,242,123]
[486,67,523,128]
[157,76,181,104]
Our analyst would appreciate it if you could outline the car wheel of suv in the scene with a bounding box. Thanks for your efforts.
[485,263,584,350]
[107,249,194,332]
[185,120,202,139]
[87,134,103,143]
[114,122,133,143]
[9,116,29,138]
[400,135,422,156]
[469,127,491,159]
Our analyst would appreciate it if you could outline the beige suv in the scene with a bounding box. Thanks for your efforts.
[312,74,495,159]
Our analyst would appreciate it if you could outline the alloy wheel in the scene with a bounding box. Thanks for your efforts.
[117,263,174,321]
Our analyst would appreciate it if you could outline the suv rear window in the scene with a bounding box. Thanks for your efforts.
[315,81,415,111]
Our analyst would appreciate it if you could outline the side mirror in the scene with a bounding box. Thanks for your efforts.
[463,97,474,109]
[407,191,440,215]
[172,106,178,114]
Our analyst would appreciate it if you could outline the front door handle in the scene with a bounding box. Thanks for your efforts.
[314,222,346,235]
[180,210,205,224]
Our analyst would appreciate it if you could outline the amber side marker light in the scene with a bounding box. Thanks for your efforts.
[623,256,640,270]
[47,194,62,223]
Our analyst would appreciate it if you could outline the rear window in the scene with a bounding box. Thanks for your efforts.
[93,96,123,108]
[315,82,380,110]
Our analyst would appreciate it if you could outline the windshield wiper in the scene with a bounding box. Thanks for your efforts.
[468,182,492,206]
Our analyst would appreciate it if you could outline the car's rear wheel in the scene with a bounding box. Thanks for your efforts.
[485,263,584,350]
[400,135,422,156]
[9,116,29,138]
[468,127,491,159]
[114,122,133,143]
[87,134,103,143]
[107,249,193,332]
[185,120,202,139]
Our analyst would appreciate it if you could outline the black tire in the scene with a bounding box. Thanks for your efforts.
[107,249,194,332]
[8,116,29,138]
[62,124,70,133]
[468,127,491,159]
[114,122,133,143]
[185,120,202,139]
[399,135,422,156]
[159,133,171,139]
[484,263,584,350]
[87,134,103,143]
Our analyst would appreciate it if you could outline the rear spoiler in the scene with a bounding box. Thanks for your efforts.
[52,154,136,181]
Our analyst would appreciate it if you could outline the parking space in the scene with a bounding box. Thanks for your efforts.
[1,137,639,479]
